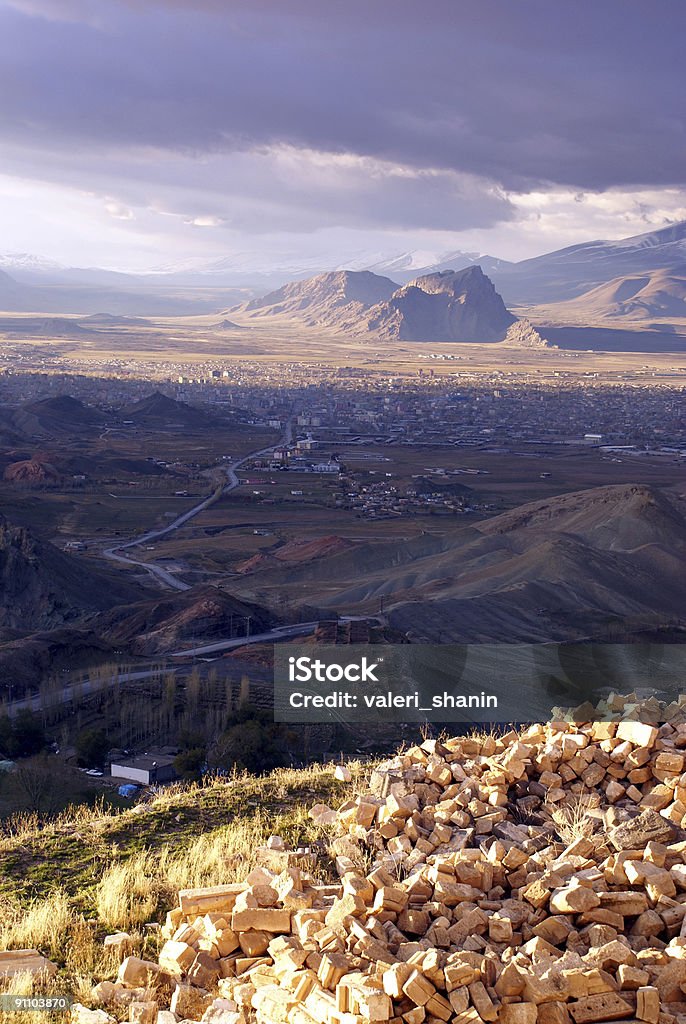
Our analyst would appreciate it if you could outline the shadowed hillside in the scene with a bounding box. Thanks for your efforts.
[0,515,145,632]
[231,484,686,643]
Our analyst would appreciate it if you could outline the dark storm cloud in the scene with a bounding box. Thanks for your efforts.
[0,0,684,234]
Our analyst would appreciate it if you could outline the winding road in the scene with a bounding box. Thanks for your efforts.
[102,421,293,590]
[4,421,384,715]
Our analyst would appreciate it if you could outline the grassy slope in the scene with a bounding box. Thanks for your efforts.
[0,762,374,1020]
[0,763,368,909]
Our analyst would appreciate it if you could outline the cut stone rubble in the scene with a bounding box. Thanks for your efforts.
[84,714,686,1024]
[0,948,58,979]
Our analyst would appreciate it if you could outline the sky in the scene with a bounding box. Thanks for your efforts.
[0,0,685,272]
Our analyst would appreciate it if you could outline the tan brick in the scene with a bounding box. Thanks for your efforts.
[230,908,291,933]
[568,993,634,1023]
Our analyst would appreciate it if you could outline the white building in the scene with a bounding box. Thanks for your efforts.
[110,754,177,786]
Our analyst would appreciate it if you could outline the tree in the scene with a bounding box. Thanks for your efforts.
[208,705,289,774]
[14,754,68,816]
[174,747,205,781]
[75,727,108,769]
[3,710,45,758]
[0,715,12,757]
[177,726,206,750]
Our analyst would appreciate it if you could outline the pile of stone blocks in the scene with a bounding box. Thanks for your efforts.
[91,714,686,1024]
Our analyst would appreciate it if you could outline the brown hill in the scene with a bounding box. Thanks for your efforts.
[236,535,354,574]
[3,455,61,485]
[387,484,686,641]
[492,219,686,305]
[0,628,113,699]
[501,317,552,348]
[97,585,274,655]
[231,484,686,643]
[528,267,686,324]
[120,392,212,427]
[236,266,517,342]
[11,395,104,437]
[0,316,88,336]
[80,313,151,327]
[0,516,145,632]
[241,270,396,328]
[214,318,246,330]
[365,266,516,341]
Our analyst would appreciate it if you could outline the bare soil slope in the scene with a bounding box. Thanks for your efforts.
[232,484,686,642]
[0,515,145,632]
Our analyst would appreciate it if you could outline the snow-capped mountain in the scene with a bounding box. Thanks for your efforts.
[143,247,512,293]
[365,250,512,283]
[2,219,686,315]
[0,253,65,274]
[491,220,686,305]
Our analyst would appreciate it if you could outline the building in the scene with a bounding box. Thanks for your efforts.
[110,754,177,786]
[297,434,319,451]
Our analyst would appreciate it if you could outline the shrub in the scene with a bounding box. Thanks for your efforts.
[173,747,205,781]
[0,710,46,759]
[75,728,108,770]
[208,705,289,774]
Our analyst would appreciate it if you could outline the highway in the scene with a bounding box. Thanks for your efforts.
[5,668,166,716]
[168,614,373,658]
[4,611,375,713]
[5,622,318,716]
[102,421,293,590]
[170,621,319,658]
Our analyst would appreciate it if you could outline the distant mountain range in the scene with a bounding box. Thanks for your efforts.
[1,221,686,319]
[0,262,247,316]
[144,247,512,289]
[236,265,518,343]
[490,221,686,306]
[525,266,686,325]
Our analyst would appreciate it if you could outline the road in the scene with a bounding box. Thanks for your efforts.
[5,668,165,716]
[170,621,319,658]
[102,421,293,590]
[168,614,374,658]
[5,623,316,716]
[5,611,379,715]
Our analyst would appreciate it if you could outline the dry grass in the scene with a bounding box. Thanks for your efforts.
[0,895,124,1021]
[548,789,601,845]
[161,812,272,891]
[0,797,117,845]
[95,799,347,931]
[0,758,372,1010]
[0,970,68,1024]
[93,765,367,930]
[95,813,277,928]
[0,893,73,961]
[95,857,162,930]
